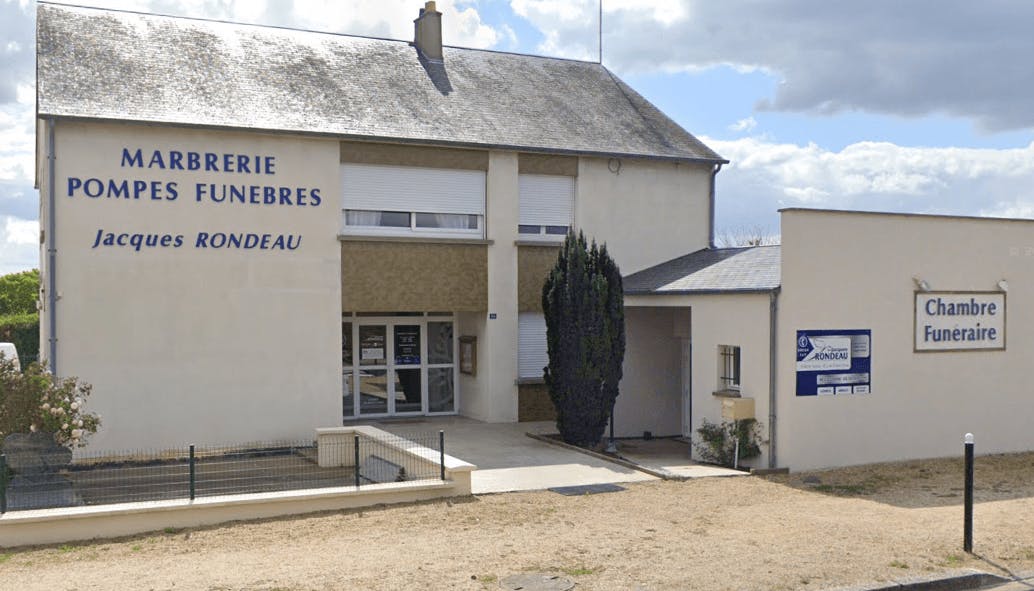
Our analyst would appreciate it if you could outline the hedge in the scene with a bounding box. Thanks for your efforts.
[0,312,40,366]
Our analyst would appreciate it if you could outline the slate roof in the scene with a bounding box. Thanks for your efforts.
[624,246,781,295]
[36,3,725,163]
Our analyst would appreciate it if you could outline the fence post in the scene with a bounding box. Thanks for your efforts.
[964,433,974,553]
[1,453,7,514]
[354,434,360,488]
[189,444,196,501]
[439,430,446,481]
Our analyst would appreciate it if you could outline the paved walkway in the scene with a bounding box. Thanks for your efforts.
[370,417,655,494]
[615,437,746,479]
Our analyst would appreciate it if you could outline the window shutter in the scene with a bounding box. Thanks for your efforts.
[519,174,574,226]
[518,313,549,379]
[342,163,486,215]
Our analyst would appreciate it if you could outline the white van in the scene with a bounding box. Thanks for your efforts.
[0,342,20,371]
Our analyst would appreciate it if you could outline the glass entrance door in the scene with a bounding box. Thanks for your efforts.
[343,315,457,420]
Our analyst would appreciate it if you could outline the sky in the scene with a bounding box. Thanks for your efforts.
[3,0,1034,272]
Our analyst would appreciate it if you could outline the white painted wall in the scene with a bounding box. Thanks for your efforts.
[576,157,711,275]
[475,151,519,422]
[48,121,341,454]
[778,209,1034,470]
[624,293,773,468]
[613,307,682,438]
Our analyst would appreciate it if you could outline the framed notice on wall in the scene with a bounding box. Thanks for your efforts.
[459,336,477,376]
[796,329,872,396]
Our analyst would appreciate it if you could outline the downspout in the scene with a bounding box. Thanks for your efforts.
[46,118,57,374]
[708,163,723,249]
[767,287,780,469]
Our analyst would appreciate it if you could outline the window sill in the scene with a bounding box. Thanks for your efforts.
[339,235,493,246]
[514,240,564,247]
[712,389,742,398]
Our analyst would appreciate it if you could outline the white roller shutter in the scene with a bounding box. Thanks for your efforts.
[519,174,574,226]
[518,312,549,379]
[342,163,485,215]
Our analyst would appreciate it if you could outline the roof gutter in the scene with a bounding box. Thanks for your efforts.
[708,162,723,249]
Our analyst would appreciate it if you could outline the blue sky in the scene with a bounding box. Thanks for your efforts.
[2,0,1034,271]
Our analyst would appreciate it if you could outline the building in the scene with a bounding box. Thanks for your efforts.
[625,208,1032,471]
[35,2,724,454]
[38,3,1033,472]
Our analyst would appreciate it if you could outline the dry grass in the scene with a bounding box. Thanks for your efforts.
[2,453,1034,590]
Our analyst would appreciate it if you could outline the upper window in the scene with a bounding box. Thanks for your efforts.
[718,344,741,392]
[341,163,485,239]
[518,174,574,242]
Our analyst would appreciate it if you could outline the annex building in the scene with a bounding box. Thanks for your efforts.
[36,3,1034,471]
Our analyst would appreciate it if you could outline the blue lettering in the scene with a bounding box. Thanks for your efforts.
[121,148,144,168]
[287,235,301,250]
[229,184,246,204]
[148,151,165,169]
[195,232,209,248]
[84,179,104,198]
[244,234,259,249]
[107,180,129,199]
[310,188,321,206]
[169,151,183,170]
[67,177,82,196]
[279,187,293,205]
[205,153,218,171]
[188,152,201,171]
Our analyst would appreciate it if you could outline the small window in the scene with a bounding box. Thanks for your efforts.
[518,313,549,380]
[718,345,741,391]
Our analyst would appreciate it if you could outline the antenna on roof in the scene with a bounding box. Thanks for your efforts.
[598,0,603,64]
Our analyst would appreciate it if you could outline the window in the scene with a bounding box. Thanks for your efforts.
[519,174,574,241]
[718,345,741,392]
[518,313,549,380]
[341,163,485,239]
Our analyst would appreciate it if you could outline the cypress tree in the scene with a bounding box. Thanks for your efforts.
[541,231,625,447]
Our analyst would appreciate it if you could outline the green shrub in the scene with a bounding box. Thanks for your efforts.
[694,418,762,468]
[0,357,100,447]
[0,311,40,366]
[0,270,38,316]
[541,231,625,448]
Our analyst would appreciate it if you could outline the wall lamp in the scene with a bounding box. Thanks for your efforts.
[998,279,1009,292]
[913,276,931,292]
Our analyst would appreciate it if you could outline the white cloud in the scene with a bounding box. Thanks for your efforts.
[77,0,501,48]
[728,117,757,133]
[709,137,1034,236]
[0,216,38,275]
[511,0,1034,131]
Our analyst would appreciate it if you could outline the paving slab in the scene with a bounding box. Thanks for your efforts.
[614,437,747,479]
[369,417,656,494]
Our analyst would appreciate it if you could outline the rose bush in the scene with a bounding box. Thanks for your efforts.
[0,356,100,447]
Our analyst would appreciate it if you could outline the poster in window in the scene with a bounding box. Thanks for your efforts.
[360,329,385,363]
[395,325,421,365]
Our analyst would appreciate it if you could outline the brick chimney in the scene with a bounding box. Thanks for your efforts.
[414,1,443,62]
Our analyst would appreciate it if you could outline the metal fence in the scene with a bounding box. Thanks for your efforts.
[0,430,446,513]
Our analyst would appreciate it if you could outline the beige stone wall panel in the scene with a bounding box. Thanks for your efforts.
[341,241,487,312]
[517,245,561,312]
